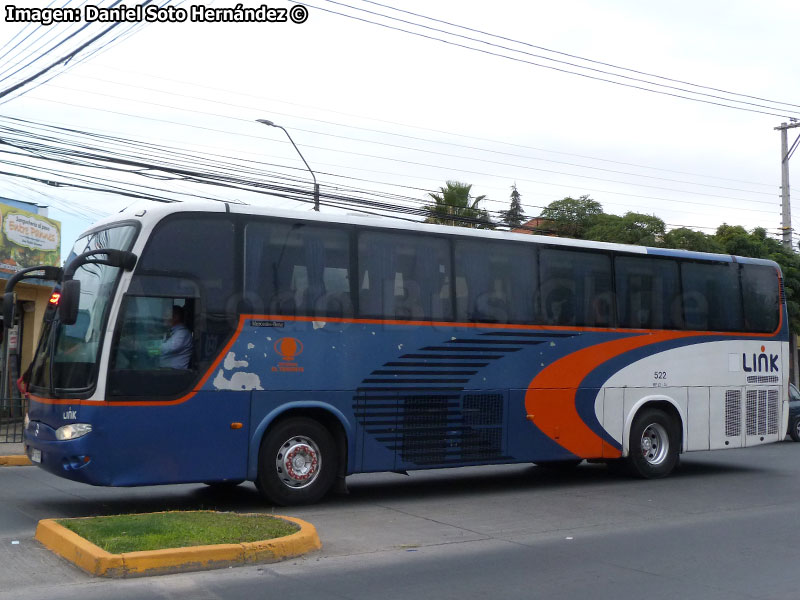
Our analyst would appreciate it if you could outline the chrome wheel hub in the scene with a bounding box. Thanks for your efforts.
[640,422,669,466]
[276,436,321,489]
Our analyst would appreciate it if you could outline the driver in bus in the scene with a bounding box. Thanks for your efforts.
[160,305,193,369]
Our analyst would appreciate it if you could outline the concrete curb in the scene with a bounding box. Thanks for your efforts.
[0,455,31,466]
[35,512,321,578]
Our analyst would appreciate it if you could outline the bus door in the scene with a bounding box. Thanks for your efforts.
[106,292,250,484]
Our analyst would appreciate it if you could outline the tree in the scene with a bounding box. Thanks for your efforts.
[424,181,493,228]
[714,223,768,257]
[584,212,666,246]
[538,195,602,238]
[499,183,526,229]
[662,228,724,253]
[710,224,800,333]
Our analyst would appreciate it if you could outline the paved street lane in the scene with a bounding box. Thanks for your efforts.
[2,441,800,599]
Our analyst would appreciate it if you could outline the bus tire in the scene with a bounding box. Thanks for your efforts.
[626,407,680,479]
[257,417,338,506]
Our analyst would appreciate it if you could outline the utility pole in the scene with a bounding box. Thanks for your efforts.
[776,121,800,387]
[776,121,800,248]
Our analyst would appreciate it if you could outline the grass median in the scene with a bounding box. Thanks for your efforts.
[56,511,299,554]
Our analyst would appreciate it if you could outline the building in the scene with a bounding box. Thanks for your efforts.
[511,217,553,235]
[0,197,61,394]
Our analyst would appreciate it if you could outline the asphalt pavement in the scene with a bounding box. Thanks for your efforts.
[2,441,800,599]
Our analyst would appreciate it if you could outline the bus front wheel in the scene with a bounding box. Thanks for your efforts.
[257,418,338,506]
[626,408,680,479]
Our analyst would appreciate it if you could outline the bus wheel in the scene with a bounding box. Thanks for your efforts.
[257,418,338,506]
[627,408,679,479]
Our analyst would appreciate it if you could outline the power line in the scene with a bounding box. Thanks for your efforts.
[322,0,798,117]
[0,117,782,236]
[0,116,780,239]
[296,0,800,120]
[73,64,779,188]
[356,0,800,111]
[0,0,153,104]
[14,95,780,220]
[40,79,777,198]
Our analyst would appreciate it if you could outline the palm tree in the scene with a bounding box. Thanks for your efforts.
[424,181,493,228]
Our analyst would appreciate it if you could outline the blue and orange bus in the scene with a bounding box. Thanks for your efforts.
[20,203,788,505]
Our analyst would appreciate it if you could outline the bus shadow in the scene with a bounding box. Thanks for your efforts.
[32,483,269,519]
[30,459,762,517]
[332,458,757,505]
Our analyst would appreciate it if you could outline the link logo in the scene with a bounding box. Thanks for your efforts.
[743,345,779,373]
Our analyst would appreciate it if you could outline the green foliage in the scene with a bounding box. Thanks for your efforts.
[57,512,298,554]
[538,195,602,238]
[425,181,494,229]
[499,183,526,228]
[534,197,800,333]
[585,212,666,246]
[662,228,724,253]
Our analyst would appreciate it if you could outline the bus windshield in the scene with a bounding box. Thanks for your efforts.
[29,224,138,395]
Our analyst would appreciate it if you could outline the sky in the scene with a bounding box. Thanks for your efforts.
[1,0,799,257]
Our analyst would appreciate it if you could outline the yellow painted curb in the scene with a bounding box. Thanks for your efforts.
[0,455,31,466]
[35,512,321,578]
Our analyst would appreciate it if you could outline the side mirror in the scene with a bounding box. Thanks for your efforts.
[2,292,14,329]
[58,279,81,325]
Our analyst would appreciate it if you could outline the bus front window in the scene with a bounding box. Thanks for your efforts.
[28,224,138,395]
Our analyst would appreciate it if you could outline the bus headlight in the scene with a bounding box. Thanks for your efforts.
[23,412,29,430]
[55,424,92,441]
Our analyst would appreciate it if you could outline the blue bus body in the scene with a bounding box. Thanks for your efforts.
[22,204,789,503]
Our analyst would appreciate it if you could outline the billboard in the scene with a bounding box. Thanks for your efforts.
[0,202,61,277]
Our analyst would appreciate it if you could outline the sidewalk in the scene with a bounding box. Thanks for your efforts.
[0,442,26,458]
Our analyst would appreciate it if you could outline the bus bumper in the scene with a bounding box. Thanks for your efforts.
[23,426,110,485]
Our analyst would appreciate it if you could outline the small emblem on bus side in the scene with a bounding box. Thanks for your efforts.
[250,320,285,328]
[272,337,304,373]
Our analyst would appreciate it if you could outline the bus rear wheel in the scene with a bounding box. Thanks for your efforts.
[257,418,338,506]
[626,408,680,479]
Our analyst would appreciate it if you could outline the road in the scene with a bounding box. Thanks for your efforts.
[1,442,800,599]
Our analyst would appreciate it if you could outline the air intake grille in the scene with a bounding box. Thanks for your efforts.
[463,393,503,426]
[746,389,779,436]
[725,390,741,437]
[746,375,779,384]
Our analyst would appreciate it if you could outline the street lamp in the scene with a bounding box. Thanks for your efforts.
[256,119,319,212]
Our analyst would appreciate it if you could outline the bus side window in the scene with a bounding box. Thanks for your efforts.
[741,264,780,333]
[245,221,352,319]
[358,231,452,321]
[108,215,236,399]
[454,240,536,324]
[539,248,612,327]
[615,256,681,330]
[108,296,197,398]
[681,262,743,331]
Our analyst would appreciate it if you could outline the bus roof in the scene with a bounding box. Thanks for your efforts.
[86,200,780,269]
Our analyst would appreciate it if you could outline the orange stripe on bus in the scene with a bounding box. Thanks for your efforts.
[524,331,699,459]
